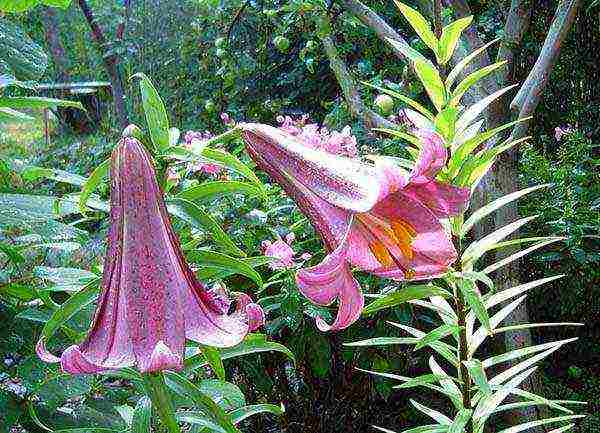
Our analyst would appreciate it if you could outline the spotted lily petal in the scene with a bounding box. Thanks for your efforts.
[37,137,262,374]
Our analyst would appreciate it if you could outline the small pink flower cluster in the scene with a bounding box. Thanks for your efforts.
[554,125,575,142]
[276,115,358,158]
[183,130,222,177]
[261,232,311,270]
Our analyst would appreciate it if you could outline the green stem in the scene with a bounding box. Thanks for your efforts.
[455,236,472,430]
[142,372,181,433]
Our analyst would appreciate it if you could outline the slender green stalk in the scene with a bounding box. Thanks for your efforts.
[455,236,472,430]
[142,372,181,433]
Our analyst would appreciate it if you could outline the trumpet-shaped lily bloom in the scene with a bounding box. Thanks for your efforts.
[37,137,263,374]
[241,123,469,331]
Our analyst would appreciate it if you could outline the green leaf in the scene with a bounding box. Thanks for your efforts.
[175,411,227,433]
[387,322,458,367]
[167,198,245,257]
[176,180,263,202]
[435,107,458,142]
[187,250,262,287]
[373,128,422,147]
[0,0,40,12]
[0,96,83,111]
[496,415,585,433]
[194,256,274,281]
[132,72,169,152]
[463,359,491,395]
[482,338,578,369]
[456,85,518,134]
[164,371,240,433]
[415,324,461,350]
[185,334,294,371]
[482,237,565,274]
[168,146,263,189]
[458,279,491,334]
[79,158,110,214]
[410,399,452,425]
[395,374,454,389]
[131,397,152,433]
[448,408,472,433]
[414,59,446,112]
[201,345,226,381]
[438,16,473,64]
[344,337,416,347]
[445,38,500,89]
[363,285,449,316]
[0,107,34,122]
[229,404,284,424]
[449,61,507,107]
[20,165,87,186]
[394,1,439,56]
[42,0,71,7]
[199,379,246,411]
[39,280,99,343]
[461,216,538,265]
[385,37,429,64]
[461,184,549,236]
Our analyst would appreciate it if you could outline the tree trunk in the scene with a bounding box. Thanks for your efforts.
[77,0,129,129]
[40,7,70,83]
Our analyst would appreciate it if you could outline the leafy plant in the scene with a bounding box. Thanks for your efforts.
[348,4,586,433]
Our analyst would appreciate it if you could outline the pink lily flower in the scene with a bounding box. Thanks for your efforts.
[241,124,469,331]
[37,137,263,374]
[261,233,306,271]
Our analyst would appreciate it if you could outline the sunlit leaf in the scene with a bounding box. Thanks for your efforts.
[415,324,461,350]
[200,345,226,381]
[131,397,151,433]
[414,59,446,112]
[410,399,452,425]
[448,408,472,433]
[0,96,83,111]
[229,404,285,424]
[463,359,491,395]
[496,415,585,433]
[363,285,449,316]
[132,72,169,152]
[79,158,110,214]
[394,1,439,56]
[176,180,262,202]
[438,16,473,64]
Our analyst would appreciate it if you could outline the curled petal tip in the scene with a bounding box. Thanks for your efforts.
[35,339,61,364]
[143,341,183,373]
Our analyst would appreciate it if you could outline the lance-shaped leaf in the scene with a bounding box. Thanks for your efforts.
[463,359,491,395]
[456,85,519,134]
[438,16,474,64]
[429,356,463,409]
[415,324,461,350]
[363,81,434,120]
[446,38,500,88]
[414,59,446,112]
[345,337,417,347]
[394,1,439,55]
[483,237,565,274]
[410,399,452,425]
[448,409,473,433]
[448,61,507,107]
[363,285,449,316]
[458,278,491,334]
[496,416,585,433]
[482,338,579,369]
[132,73,169,152]
[461,184,549,236]
[176,180,262,202]
[229,404,285,424]
[387,322,458,367]
[131,397,152,433]
[79,158,110,214]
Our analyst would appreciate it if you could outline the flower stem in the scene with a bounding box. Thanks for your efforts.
[142,372,181,433]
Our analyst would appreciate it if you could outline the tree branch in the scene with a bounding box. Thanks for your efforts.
[318,17,396,131]
[510,0,581,140]
[77,0,108,47]
[496,0,532,84]
[341,0,413,63]
[227,0,250,41]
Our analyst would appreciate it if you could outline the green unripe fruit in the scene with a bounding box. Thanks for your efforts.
[273,36,290,52]
[204,100,216,112]
[216,48,228,59]
[263,9,277,17]
[214,37,227,48]
[305,40,317,51]
[374,94,394,115]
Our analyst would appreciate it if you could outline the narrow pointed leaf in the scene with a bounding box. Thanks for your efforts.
[79,158,110,214]
[188,250,262,287]
[394,1,439,55]
[448,409,472,433]
[473,366,537,421]
[456,85,518,134]
[483,237,565,274]
[411,400,452,425]
[164,372,240,433]
[438,16,473,64]
[131,397,152,433]
[458,279,490,333]
[429,356,463,409]
[175,411,227,433]
[462,216,538,265]
[168,198,245,257]
[489,342,576,386]
[396,374,455,389]
[132,72,169,152]
[229,404,284,424]
[176,181,262,202]
[449,61,507,107]
[374,128,422,146]
[415,324,461,350]
[494,322,583,334]
[463,359,491,395]
[345,337,416,347]
[385,37,429,63]
[201,345,226,381]
[387,322,458,366]
[363,285,449,316]
[547,424,575,433]
[462,184,549,236]
[483,338,579,368]
[0,107,35,122]
[496,416,585,433]
[446,38,500,88]
[414,59,446,111]
[0,96,84,111]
